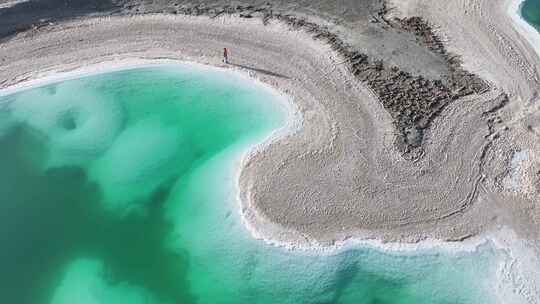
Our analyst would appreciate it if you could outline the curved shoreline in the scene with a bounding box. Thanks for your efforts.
[0,9,532,244]
[1,58,524,304]
[0,47,525,255]
[0,10,539,301]
[509,0,540,58]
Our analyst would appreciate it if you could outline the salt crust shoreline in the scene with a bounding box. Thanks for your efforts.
[0,57,536,304]
[508,0,540,58]
[0,14,517,244]
[0,10,539,301]
[0,58,507,254]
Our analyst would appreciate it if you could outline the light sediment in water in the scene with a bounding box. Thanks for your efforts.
[0,64,285,303]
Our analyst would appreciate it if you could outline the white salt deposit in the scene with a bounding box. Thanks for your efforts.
[51,258,170,304]
[89,117,194,215]
[7,81,123,168]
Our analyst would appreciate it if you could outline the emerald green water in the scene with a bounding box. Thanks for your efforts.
[522,0,540,30]
[0,64,500,303]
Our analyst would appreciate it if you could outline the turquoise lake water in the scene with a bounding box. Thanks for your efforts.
[0,64,501,303]
[522,0,540,30]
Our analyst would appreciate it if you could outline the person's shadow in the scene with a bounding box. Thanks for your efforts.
[230,63,291,79]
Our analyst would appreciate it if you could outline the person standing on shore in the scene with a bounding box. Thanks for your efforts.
[223,47,229,64]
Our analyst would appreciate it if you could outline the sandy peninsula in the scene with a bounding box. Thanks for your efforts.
[0,13,491,242]
[0,0,540,299]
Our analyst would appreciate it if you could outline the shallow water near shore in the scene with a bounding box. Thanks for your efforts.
[522,0,540,30]
[0,64,501,303]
